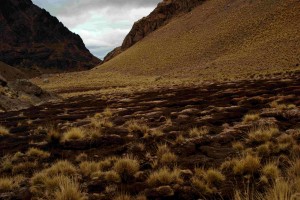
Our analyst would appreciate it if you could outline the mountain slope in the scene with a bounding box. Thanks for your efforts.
[0,61,27,81]
[0,0,101,74]
[99,0,300,80]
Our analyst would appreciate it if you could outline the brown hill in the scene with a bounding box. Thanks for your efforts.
[0,0,101,75]
[100,0,300,80]
[104,0,204,62]
[0,61,27,81]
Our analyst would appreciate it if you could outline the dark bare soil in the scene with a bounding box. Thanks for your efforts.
[0,73,299,199]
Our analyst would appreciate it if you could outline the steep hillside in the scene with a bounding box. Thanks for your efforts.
[100,0,300,79]
[0,0,101,74]
[104,0,204,62]
[0,61,27,81]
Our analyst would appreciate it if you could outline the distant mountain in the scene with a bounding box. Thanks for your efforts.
[0,0,101,75]
[99,0,300,79]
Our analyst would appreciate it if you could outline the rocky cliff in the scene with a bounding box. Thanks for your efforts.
[0,0,101,74]
[103,0,204,62]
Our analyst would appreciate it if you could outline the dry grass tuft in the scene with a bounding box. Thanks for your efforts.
[61,127,85,142]
[127,120,150,136]
[191,177,213,195]
[113,156,139,182]
[233,154,261,175]
[205,168,226,186]
[79,161,101,177]
[232,141,245,151]
[26,148,50,159]
[156,144,171,159]
[189,127,209,138]
[248,125,279,143]
[243,114,260,123]
[47,126,61,144]
[0,125,9,136]
[147,167,182,187]
[261,162,281,181]
[54,176,86,200]
[159,152,177,166]
[0,176,24,192]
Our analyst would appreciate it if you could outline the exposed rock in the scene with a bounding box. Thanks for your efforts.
[0,79,58,111]
[103,0,204,62]
[0,0,101,74]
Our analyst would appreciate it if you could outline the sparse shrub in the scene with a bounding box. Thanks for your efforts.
[248,125,279,143]
[127,120,150,136]
[54,176,86,200]
[233,154,261,175]
[47,126,61,144]
[12,161,38,175]
[26,148,50,159]
[0,176,24,192]
[264,179,295,200]
[156,144,170,159]
[257,142,272,156]
[189,127,209,138]
[175,134,185,144]
[1,155,13,172]
[12,152,24,162]
[147,167,182,187]
[79,161,101,177]
[288,160,300,177]
[104,171,121,183]
[0,125,9,136]
[45,160,78,177]
[31,174,85,200]
[98,156,117,171]
[61,127,85,142]
[232,141,245,151]
[270,101,296,110]
[87,128,102,139]
[205,169,226,186]
[243,113,260,123]
[113,156,139,182]
[91,110,114,129]
[159,152,177,166]
[102,107,113,118]
[277,134,295,152]
[191,177,213,195]
[145,129,164,138]
[261,163,280,181]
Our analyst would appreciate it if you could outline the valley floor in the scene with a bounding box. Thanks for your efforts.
[0,73,299,199]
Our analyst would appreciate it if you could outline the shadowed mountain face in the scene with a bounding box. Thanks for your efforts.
[0,0,101,75]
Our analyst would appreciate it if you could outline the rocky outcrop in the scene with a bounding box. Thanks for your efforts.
[0,79,59,112]
[103,0,204,62]
[0,0,101,74]
[0,62,57,112]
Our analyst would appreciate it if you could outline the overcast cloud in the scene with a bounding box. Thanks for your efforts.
[32,0,161,59]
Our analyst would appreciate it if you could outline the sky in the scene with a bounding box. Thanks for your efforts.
[32,0,161,59]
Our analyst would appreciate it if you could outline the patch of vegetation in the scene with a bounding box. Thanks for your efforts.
[189,127,209,138]
[113,156,139,182]
[147,167,182,187]
[0,125,9,136]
